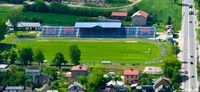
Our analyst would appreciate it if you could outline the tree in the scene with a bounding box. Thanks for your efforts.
[0,18,6,41]
[53,52,67,69]
[2,51,10,63]
[34,49,45,65]
[41,65,58,80]
[9,49,18,64]
[167,16,172,25]
[8,9,23,31]
[19,47,34,66]
[69,45,81,65]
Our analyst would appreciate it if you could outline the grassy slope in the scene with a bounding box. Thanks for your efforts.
[23,12,97,26]
[135,0,182,31]
[0,6,12,21]
[15,41,161,63]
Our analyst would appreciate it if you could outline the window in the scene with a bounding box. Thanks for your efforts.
[127,81,129,84]
[127,76,129,78]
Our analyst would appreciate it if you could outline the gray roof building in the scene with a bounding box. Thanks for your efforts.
[75,22,122,28]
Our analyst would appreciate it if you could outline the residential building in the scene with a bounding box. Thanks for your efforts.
[5,86,24,92]
[71,65,88,78]
[0,64,9,72]
[17,22,41,31]
[111,12,128,20]
[68,81,85,92]
[131,10,149,26]
[26,66,40,76]
[123,69,140,85]
[153,77,171,92]
[106,80,128,92]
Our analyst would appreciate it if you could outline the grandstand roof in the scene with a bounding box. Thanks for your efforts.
[75,22,122,28]
[17,22,41,27]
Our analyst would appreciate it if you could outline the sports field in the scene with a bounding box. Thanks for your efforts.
[15,40,161,63]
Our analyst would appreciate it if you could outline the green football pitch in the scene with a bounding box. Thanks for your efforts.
[15,40,161,63]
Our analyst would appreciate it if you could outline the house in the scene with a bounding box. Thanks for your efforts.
[166,28,174,36]
[123,69,140,85]
[33,75,50,88]
[106,80,128,92]
[68,81,85,92]
[5,86,24,92]
[26,66,40,76]
[0,86,5,92]
[47,90,59,92]
[143,66,163,75]
[17,22,41,31]
[131,10,149,26]
[141,85,154,92]
[71,65,88,78]
[5,20,14,32]
[153,77,171,92]
[111,12,128,20]
[0,64,9,72]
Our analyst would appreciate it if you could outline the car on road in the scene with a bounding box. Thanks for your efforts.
[191,75,195,78]
[190,21,192,23]
[191,55,193,58]
[189,9,194,15]
[190,61,194,64]
[188,3,193,8]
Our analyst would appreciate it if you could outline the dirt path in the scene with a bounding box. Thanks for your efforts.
[68,0,141,11]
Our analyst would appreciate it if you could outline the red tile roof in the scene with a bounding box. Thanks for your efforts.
[71,65,88,71]
[131,10,149,18]
[111,12,128,17]
[124,69,139,76]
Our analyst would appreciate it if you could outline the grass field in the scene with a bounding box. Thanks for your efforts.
[23,12,97,26]
[15,40,161,63]
[135,0,182,31]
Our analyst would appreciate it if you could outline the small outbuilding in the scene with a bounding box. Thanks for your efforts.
[111,12,128,20]
[143,66,163,74]
[0,64,9,72]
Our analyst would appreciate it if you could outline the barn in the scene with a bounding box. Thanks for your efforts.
[75,22,126,38]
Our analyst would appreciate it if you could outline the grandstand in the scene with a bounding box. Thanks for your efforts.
[41,22,156,38]
[41,26,76,37]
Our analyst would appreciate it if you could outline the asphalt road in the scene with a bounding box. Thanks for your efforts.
[181,0,199,91]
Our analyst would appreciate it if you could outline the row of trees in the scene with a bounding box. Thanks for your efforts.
[23,0,112,17]
[1,0,25,3]
[162,43,181,90]
[0,45,81,67]
[0,18,6,41]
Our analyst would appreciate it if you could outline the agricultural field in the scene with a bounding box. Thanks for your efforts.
[23,12,97,26]
[15,40,161,63]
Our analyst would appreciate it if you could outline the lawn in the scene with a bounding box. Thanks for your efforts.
[15,40,161,63]
[23,12,97,26]
[135,0,182,31]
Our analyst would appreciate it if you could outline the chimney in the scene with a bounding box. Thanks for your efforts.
[131,68,133,71]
